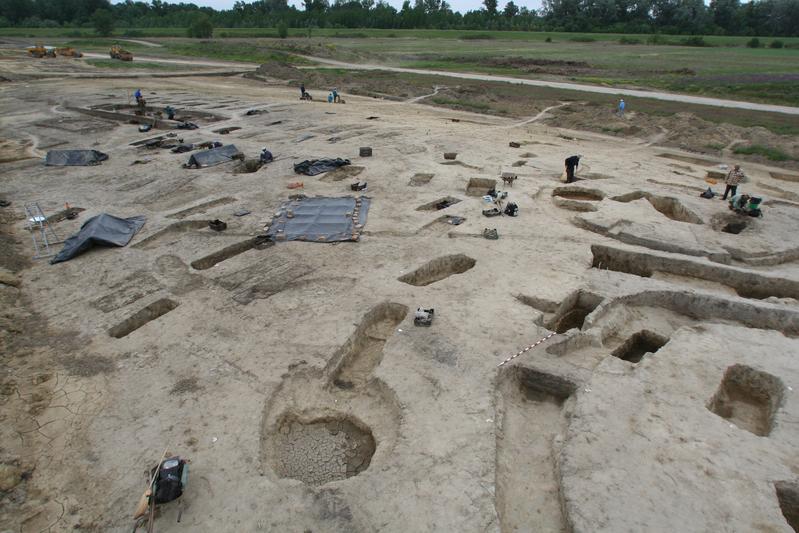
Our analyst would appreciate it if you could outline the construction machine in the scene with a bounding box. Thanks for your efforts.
[110,45,134,61]
[55,47,83,58]
[27,44,55,58]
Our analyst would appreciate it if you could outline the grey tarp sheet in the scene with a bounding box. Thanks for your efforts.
[293,158,350,176]
[45,150,108,166]
[185,144,241,168]
[265,196,370,242]
[51,213,146,264]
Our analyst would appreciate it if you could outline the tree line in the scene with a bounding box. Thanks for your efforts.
[2,0,798,37]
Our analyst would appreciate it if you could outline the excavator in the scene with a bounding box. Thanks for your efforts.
[27,44,82,58]
[110,45,134,61]
[27,44,55,58]
[55,47,83,58]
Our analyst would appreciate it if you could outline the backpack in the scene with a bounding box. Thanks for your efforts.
[504,202,518,216]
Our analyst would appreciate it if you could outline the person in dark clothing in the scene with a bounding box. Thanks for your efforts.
[565,155,581,183]
[300,83,306,98]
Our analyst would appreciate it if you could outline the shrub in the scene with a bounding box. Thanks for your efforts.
[277,21,288,39]
[545,36,552,42]
[619,36,641,44]
[733,144,792,161]
[681,36,707,47]
[746,37,760,48]
[187,15,213,39]
[647,34,670,45]
[91,9,115,37]
[460,33,495,40]
[769,40,783,49]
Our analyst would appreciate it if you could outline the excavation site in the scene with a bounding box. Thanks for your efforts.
[2,49,799,533]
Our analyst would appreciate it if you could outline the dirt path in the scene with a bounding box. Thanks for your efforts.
[299,56,799,116]
[81,52,257,69]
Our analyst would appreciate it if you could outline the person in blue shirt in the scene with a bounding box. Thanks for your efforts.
[617,98,625,117]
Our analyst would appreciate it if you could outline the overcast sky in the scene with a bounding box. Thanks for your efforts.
[114,0,544,14]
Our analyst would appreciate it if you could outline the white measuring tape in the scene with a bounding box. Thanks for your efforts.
[497,331,558,367]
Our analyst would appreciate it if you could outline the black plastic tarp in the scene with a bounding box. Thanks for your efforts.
[265,196,370,242]
[51,213,146,264]
[185,144,241,168]
[293,158,350,176]
[45,150,108,166]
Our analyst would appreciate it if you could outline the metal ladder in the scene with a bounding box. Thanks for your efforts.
[24,202,61,260]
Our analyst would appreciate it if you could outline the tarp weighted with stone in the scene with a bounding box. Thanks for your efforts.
[293,158,350,176]
[45,150,108,166]
[265,196,370,242]
[50,213,146,264]
[184,145,241,168]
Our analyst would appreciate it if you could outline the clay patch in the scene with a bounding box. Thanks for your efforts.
[270,414,376,485]
[409,173,434,186]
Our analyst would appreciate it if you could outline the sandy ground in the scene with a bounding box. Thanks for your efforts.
[2,58,799,533]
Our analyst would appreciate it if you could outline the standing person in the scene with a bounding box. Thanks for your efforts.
[617,98,625,117]
[722,164,745,200]
[332,87,340,103]
[300,83,306,99]
[564,155,581,183]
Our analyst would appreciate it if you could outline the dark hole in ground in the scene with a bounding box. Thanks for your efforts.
[270,414,376,486]
[546,291,603,334]
[775,481,799,531]
[108,298,179,338]
[398,254,476,286]
[707,364,784,437]
[611,330,669,363]
[722,221,748,234]
[416,196,462,211]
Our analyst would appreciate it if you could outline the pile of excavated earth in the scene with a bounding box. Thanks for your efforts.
[1,53,799,533]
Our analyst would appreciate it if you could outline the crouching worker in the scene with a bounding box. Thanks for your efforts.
[729,193,763,217]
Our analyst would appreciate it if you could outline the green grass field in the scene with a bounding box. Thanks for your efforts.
[5,27,798,106]
[3,26,799,46]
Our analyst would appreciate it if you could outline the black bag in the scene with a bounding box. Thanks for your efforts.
[504,202,518,217]
[700,188,715,199]
[152,457,188,504]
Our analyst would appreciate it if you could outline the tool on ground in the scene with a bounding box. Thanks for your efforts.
[483,228,498,240]
[350,181,367,191]
[134,446,170,520]
[501,172,518,187]
[497,331,558,367]
[133,450,189,533]
[414,308,434,327]
[24,202,61,259]
[209,220,227,232]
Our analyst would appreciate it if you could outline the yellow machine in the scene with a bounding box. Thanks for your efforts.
[110,45,134,61]
[55,47,83,58]
[27,44,55,58]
